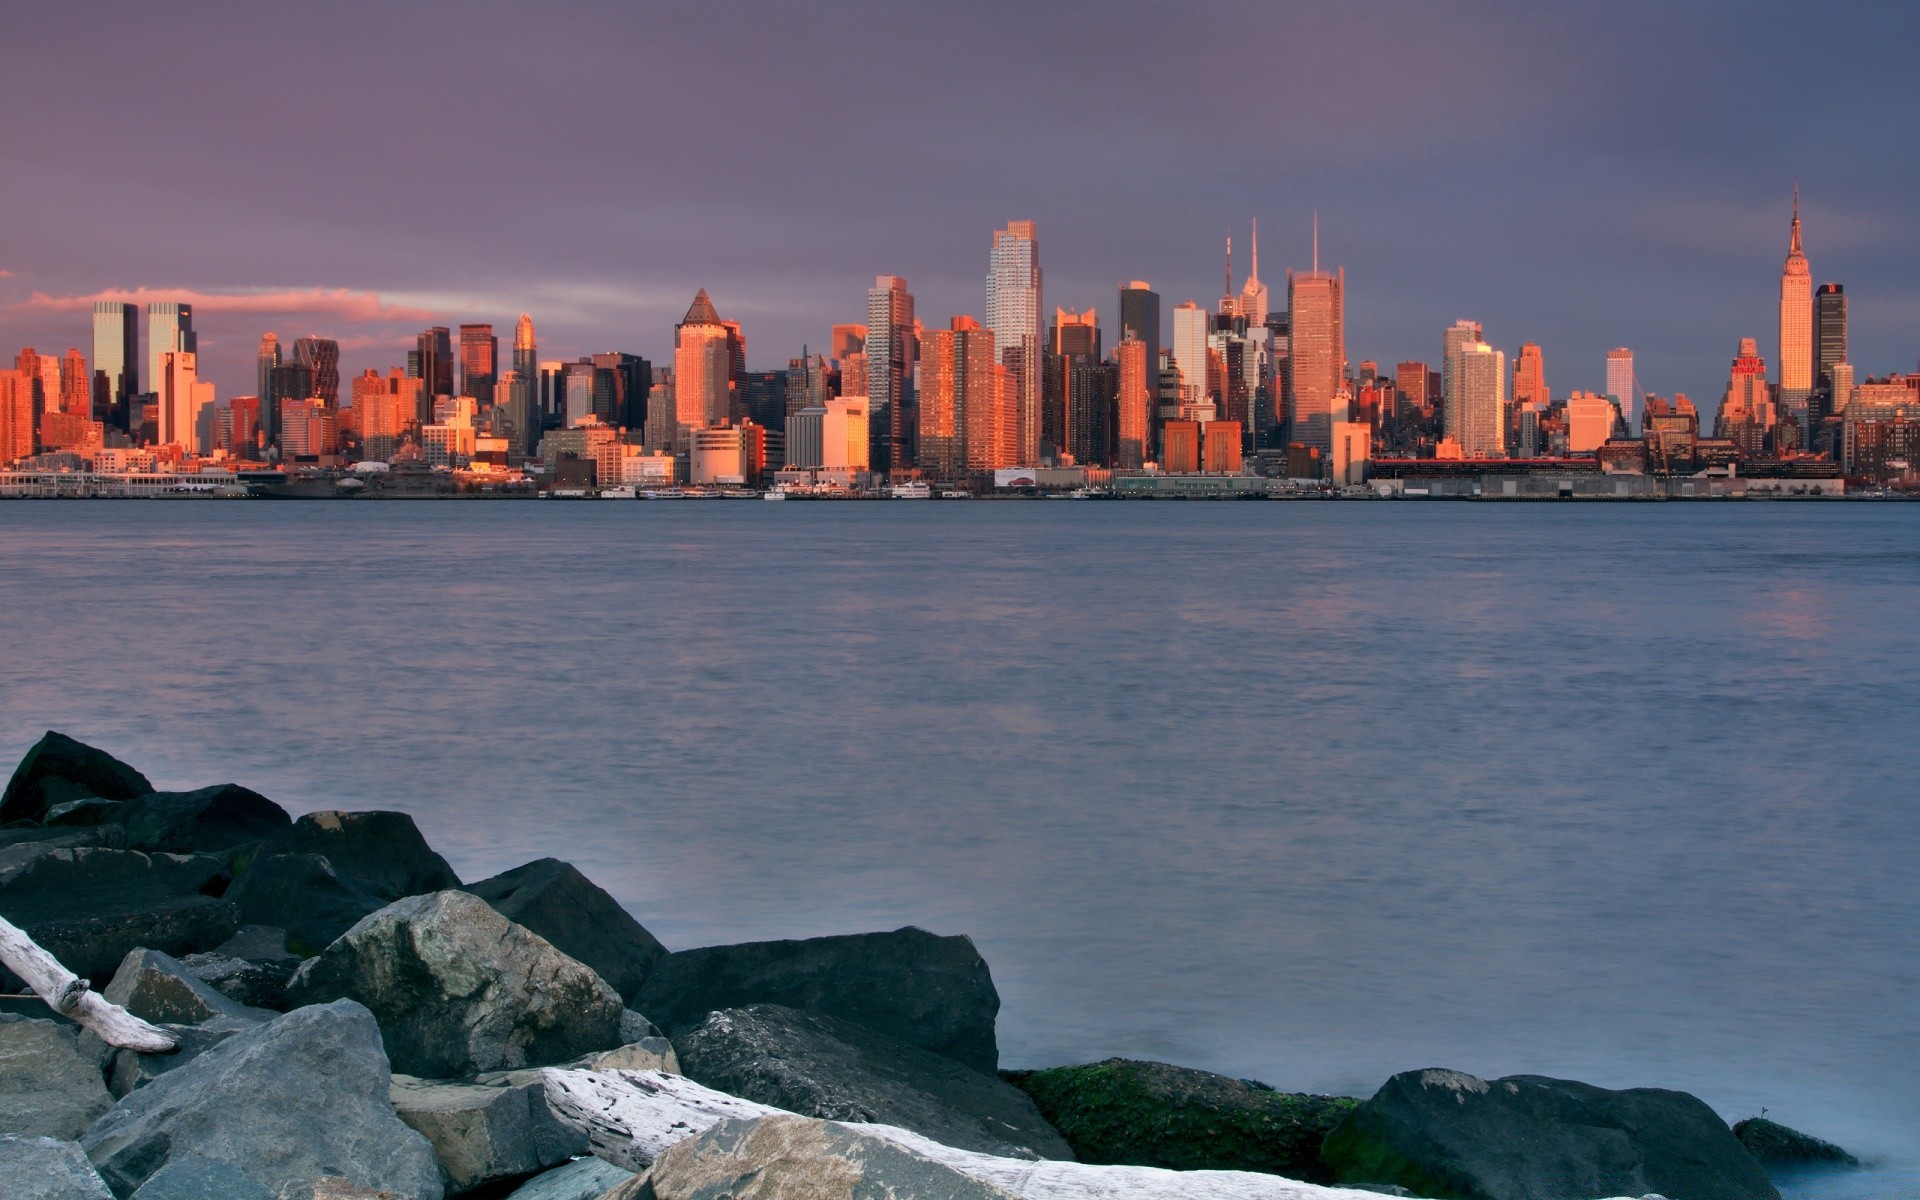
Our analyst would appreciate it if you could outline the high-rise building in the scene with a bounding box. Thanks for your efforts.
[1286,258,1345,455]
[1396,361,1432,414]
[822,395,871,472]
[256,333,281,435]
[157,351,214,454]
[1513,343,1549,409]
[1778,191,1813,432]
[1052,308,1100,359]
[1448,340,1507,457]
[986,220,1042,465]
[58,349,89,417]
[919,318,976,481]
[460,324,497,404]
[292,337,340,408]
[1171,302,1210,405]
[0,371,32,464]
[1117,282,1161,381]
[146,303,196,418]
[1714,337,1772,458]
[866,275,916,475]
[510,315,538,456]
[1565,392,1618,453]
[674,289,732,442]
[91,302,138,430]
[831,324,866,364]
[1606,348,1635,431]
[1812,282,1847,431]
[1115,335,1151,469]
[1066,358,1116,467]
[415,327,455,399]
[1238,220,1270,326]
[1441,319,1483,428]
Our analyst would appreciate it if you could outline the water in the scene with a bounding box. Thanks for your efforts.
[2,501,1915,1196]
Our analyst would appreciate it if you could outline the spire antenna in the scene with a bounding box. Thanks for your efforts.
[1312,211,1319,275]
[1226,229,1233,301]
[1250,217,1259,282]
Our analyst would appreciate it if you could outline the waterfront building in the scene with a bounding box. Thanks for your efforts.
[822,395,870,472]
[1778,192,1813,437]
[986,220,1042,464]
[1162,420,1200,473]
[460,324,497,409]
[674,289,732,445]
[920,316,996,481]
[1441,320,1482,428]
[92,302,138,430]
[1606,348,1635,432]
[1331,419,1370,485]
[0,371,31,464]
[1067,358,1116,467]
[1448,340,1506,458]
[1203,420,1243,473]
[1286,253,1344,456]
[866,275,915,474]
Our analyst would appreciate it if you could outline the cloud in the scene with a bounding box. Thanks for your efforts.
[0,269,13,278]
[11,286,438,324]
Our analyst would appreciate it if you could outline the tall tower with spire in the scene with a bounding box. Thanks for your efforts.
[1778,188,1814,440]
[508,314,538,455]
[1238,218,1269,326]
[675,289,733,441]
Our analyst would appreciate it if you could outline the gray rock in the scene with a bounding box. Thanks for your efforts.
[103,947,275,1025]
[46,797,125,827]
[585,1037,680,1074]
[0,844,236,985]
[675,1004,1070,1160]
[1319,1068,1780,1200]
[287,890,623,1078]
[106,1017,257,1098]
[0,1134,115,1199]
[390,1073,587,1194]
[464,859,666,1002]
[132,1154,274,1199]
[228,853,388,956]
[1731,1116,1859,1166]
[639,1113,1019,1200]
[503,1157,634,1200]
[80,999,443,1200]
[260,811,461,900]
[620,1009,660,1042]
[0,730,153,825]
[0,1015,114,1139]
[120,784,292,855]
[179,950,300,1011]
[634,926,1000,1074]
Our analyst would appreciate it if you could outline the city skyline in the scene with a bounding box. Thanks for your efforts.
[2,4,1917,405]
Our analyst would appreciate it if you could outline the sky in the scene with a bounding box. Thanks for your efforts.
[2,1,1917,406]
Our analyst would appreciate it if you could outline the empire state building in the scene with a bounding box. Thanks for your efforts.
[1777,190,1813,442]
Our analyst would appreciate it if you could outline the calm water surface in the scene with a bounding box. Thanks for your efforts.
[2,501,1915,1196]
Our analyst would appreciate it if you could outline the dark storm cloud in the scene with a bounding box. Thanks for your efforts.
[2,1,1916,401]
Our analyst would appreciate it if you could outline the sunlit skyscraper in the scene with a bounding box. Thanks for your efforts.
[986,220,1042,465]
[146,303,196,416]
[509,314,538,454]
[460,324,497,405]
[1449,340,1506,457]
[415,327,454,399]
[292,336,340,408]
[1286,248,1345,456]
[866,275,915,475]
[256,333,281,421]
[1605,348,1635,433]
[919,315,993,481]
[1812,282,1846,430]
[91,301,138,430]
[1777,191,1813,437]
[1237,220,1269,327]
[675,289,732,442]
[1171,302,1210,406]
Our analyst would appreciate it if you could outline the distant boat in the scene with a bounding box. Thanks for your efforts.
[891,481,932,499]
[763,485,790,500]
[938,490,972,499]
[599,485,637,499]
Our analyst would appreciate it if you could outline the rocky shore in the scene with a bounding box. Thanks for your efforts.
[0,731,1863,1200]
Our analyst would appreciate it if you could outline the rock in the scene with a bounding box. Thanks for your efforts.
[263,811,461,899]
[1731,1116,1859,1166]
[642,1113,1020,1200]
[131,1154,274,1199]
[179,950,300,1011]
[502,1156,634,1199]
[676,1004,1070,1160]
[0,731,153,825]
[103,947,276,1025]
[1318,1068,1780,1200]
[587,1038,680,1074]
[0,1015,114,1138]
[105,1018,258,1098]
[464,859,665,1002]
[46,797,125,827]
[1004,1057,1354,1180]
[301,1180,419,1200]
[634,926,1000,1073]
[620,1009,660,1041]
[0,844,236,986]
[390,1073,588,1194]
[0,1133,116,1199]
[120,784,292,854]
[0,822,127,850]
[228,853,389,955]
[287,890,623,1078]
[80,999,444,1199]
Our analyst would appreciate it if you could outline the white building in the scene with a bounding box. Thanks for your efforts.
[1448,341,1507,458]
[986,221,1042,464]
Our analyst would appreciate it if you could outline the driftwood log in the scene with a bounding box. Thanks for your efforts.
[0,913,179,1052]
[540,1067,1409,1200]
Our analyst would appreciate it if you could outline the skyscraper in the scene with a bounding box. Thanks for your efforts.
[146,303,196,416]
[986,220,1042,465]
[510,315,538,454]
[415,327,455,399]
[674,289,732,442]
[1286,249,1345,456]
[1513,343,1548,409]
[1605,348,1635,432]
[1813,282,1846,422]
[1115,336,1151,470]
[0,371,32,464]
[460,324,498,404]
[157,351,214,454]
[1778,191,1813,435]
[256,333,281,432]
[91,301,138,430]
[1714,337,1772,458]
[292,337,340,408]
[919,315,995,481]
[1441,319,1483,429]
[1171,302,1210,405]
[866,275,916,475]
[1238,220,1269,326]
[1449,340,1507,457]
[58,349,89,418]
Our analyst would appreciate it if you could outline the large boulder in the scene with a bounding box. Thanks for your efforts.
[464,858,666,1002]
[227,853,389,955]
[390,1073,587,1194]
[1319,1068,1780,1200]
[634,926,1000,1074]
[0,1015,114,1139]
[105,1018,259,1099]
[633,1113,1020,1200]
[1731,1116,1859,1167]
[287,890,624,1078]
[675,1004,1070,1160]
[179,929,304,1011]
[102,947,275,1026]
[0,1134,115,1199]
[0,731,152,825]
[46,797,126,827]
[129,1155,274,1199]
[80,999,443,1199]
[0,844,235,985]
[1005,1058,1354,1181]
[502,1156,634,1199]
[120,784,291,855]
[261,810,461,899]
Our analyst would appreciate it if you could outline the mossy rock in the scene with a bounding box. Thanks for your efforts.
[1002,1057,1356,1183]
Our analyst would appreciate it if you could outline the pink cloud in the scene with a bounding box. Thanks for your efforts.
[12,286,438,324]
[0,269,14,278]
